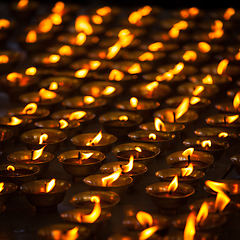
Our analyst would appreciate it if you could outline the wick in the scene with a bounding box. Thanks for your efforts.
[169,191,172,195]
[173,112,176,123]
[187,154,191,165]
[223,116,227,125]
[78,152,82,164]
[30,149,34,161]
[179,171,182,179]
[160,124,162,131]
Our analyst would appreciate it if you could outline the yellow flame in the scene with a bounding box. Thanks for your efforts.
[49,82,58,90]
[109,69,124,81]
[6,117,23,126]
[75,69,89,78]
[181,163,194,177]
[168,175,178,192]
[180,7,199,19]
[202,74,213,84]
[214,192,231,212]
[128,11,142,24]
[148,133,157,140]
[217,59,229,75]
[43,54,60,64]
[22,103,38,115]
[175,98,189,119]
[148,42,163,51]
[139,226,159,240]
[0,182,4,192]
[39,88,57,100]
[25,67,37,76]
[182,148,194,157]
[86,130,102,146]
[218,132,228,138]
[224,8,235,20]
[69,111,86,120]
[17,0,28,9]
[6,72,22,82]
[135,147,142,153]
[80,152,94,160]
[168,27,179,38]
[0,55,9,64]
[225,114,239,123]
[190,97,201,105]
[45,179,56,193]
[49,13,62,25]
[122,155,134,173]
[96,6,111,16]
[75,16,93,35]
[59,119,68,129]
[193,86,204,96]
[0,19,10,29]
[233,92,240,110]
[128,63,142,74]
[83,96,95,105]
[59,45,73,56]
[182,50,197,61]
[102,86,115,95]
[39,133,48,144]
[119,34,134,48]
[184,211,196,240]
[107,41,121,59]
[38,18,53,33]
[7,165,15,171]
[154,117,166,131]
[119,115,128,121]
[101,168,122,186]
[130,97,138,108]
[205,180,230,193]
[92,15,103,24]
[196,201,208,226]
[139,52,154,61]
[201,140,211,148]
[32,145,46,160]
[76,32,86,46]
[198,42,211,53]
[136,211,153,227]
[52,1,65,14]
[89,60,101,70]
[51,227,79,240]
[26,30,37,43]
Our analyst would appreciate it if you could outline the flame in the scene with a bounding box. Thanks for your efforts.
[75,69,89,78]
[59,119,68,129]
[77,196,101,223]
[138,6,152,16]
[22,103,38,115]
[128,63,141,74]
[201,140,211,148]
[38,18,53,33]
[154,117,166,131]
[75,16,93,35]
[49,82,58,90]
[169,20,188,38]
[17,0,28,9]
[168,175,178,192]
[25,67,37,76]
[32,145,46,160]
[214,192,231,212]
[156,72,174,82]
[96,6,111,16]
[148,42,163,51]
[39,88,57,100]
[180,7,199,18]
[193,86,204,96]
[182,50,197,61]
[190,97,201,105]
[0,182,4,192]
[6,72,22,82]
[225,114,239,123]
[208,29,224,39]
[136,211,153,227]
[168,27,180,38]
[0,55,9,64]
[7,117,23,126]
[109,69,124,81]
[0,19,10,29]
[92,15,103,24]
[122,155,134,173]
[83,96,95,105]
[80,152,94,161]
[107,41,121,59]
[69,111,86,120]
[45,179,56,193]
[135,146,142,153]
[182,148,194,157]
[184,212,196,240]
[181,163,194,177]
[198,42,211,53]
[89,60,101,70]
[139,52,154,61]
[26,30,37,43]
[49,13,62,25]
[196,202,208,226]
[118,29,131,38]
[175,98,189,119]
[119,115,128,121]
[211,20,223,31]
[172,62,184,74]
[205,180,230,193]
[139,226,159,240]
[75,32,86,46]
[101,86,115,95]
[202,74,213,84]
[128,11,142,24]
[59,45,73,56]
[218,132,228,138]
[235,49,240,60]
[148,133,156,140]
[146,82,159,95]
[51,227,79,240]
[39,133,48,144]
[119,34,134,48]
[217,59,229,75]
[224,8,235,20]
[233,92,240,110]
[43,54,60,64]
[7,165,15,171]
[86,130,102,146]
[52,1,65,13]
[101,168,122,186]
[130,97,138,108]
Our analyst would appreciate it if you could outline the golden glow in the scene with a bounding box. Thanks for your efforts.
[32,146,46,160]
[75,15,93,35]
[224,8,235,20]
[225,114,239,123]
[38,18,53,33]
[119,115,128,121]
[235,49,240,60]
[17,0,28,9]
[43,54,60,64]
[118,29,131,38]
[80,152,94,161]
[119,34,134,48]
[38,88,57,100]
[193,86,204,96]
[148,133,157,140]
[136,211,153,227]
[181,163,194,177]
[107,41,121,59]
[218,132,228,138]
[233,92,240,110]
[182,148,194,157]
[7,165,15,172]
[89,60,101,70]
[92,15,103,24]
[0,55,9,64]
[45,179,56,193]
[109,69,124,81]
[168,27,179,38]
[214,192,231,212]
[48,13,62,25]
[174,20,188,29]
[148,42,163,51]
[52,1,65,13]
[7,117,22,126]
[100,86,115,96]
[130,97,138,108]
[196,201,208,226]
[156,72,173,82]
[208,29,224,39]
[205,180,230,193]
[217,59,229,75]
[75,69,89,78]
[168,175,178,192]
[135,147,142,153]
[182,50,197,61]
[128,63,142,74]
[139,226,159,240]
[49,82,58,90]
[146,81,159,94]
[154,117,166,131]
[171,62,184,74]
[138,52,154,61]
[202,74,213,84]
[83,96,95,105]
[0,182,4,193]
[138,6,152,16]
[69,111,86,120]
[39,133,48,145]
[180,7,199,19]
[101,168,122,186]
[25,67,37,76]
[201,140,211,148]
[76,32,86,46]
[184,211,196,240]
[0,19,10,29]
[51,227,79,240]
[22,103,37,115]
[6,72,22,82]
[26,30,37,43]
[86,130,102,146]
[190,96,201,105]
[59,119,68,129]
[96,6,111,16]
[128,11,142,24]
[175,98,189,119]
[59,45,73,56]
[198,42,211,53]
[122,155,134,173]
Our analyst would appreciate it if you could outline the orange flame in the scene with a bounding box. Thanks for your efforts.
[198,42,211,53]
[168,27,179,38]
[211,20,223,31]
[205,180,230,193]
[146,82,159,94]
[38,18,53,33]
[190,96,201,105]
[225,114,239,123]
[51,227,79,240]
[175,98,189,119]
[49,82,58,90]
[138,6,152,16]
[182,50,197,61]
[86,130,102,146]
[69,111,86,120]
[109,69,124,81]
[184,211,196,240]
[39,88,57,100]
[136,211,153,227]
[39,133,48,144]
[208,29,224,39]
[25,67,37,76]
[76,32,86,46]
[49,13,62,25]
[180,7,199,19]
[102,86,115,95]
[7,165,15,171]
[96,6,111,16]
[217,59,229,75]
[139,52,154,61]
[130,97,138,108]
[196,201,208,226]
[32,146,46,160]
[101,168,122,186]
[119,115,128,121]
[80,152,94,161]
[45,178,56,193]
[92,15,103,25]
[75,69,89,78]
[17,0,28,9]
[43,54,60,64]
[0,182,4,192]
[0,19,10,29]
[128,11,142,24]
[148,42,163,51]
[135,147,142,153]
[0,55,9,64]
[202,74,213,84]
[154,117,166,131]
[107,41,121,59]
[26,30,37,43]
[7,117,23,126]
[201,140,211,148]
[181,163,193,177]
[139,226,159,240]
[148,133,157,140]
[214,192,231,212]
[224,8,235,20]
[173,21,189,29]
[75,16,93,35]
[168,175,178,192]
[119,34,134,48]
[193,86,204,96]
[172,62,185,74]
[89,60,101,70]
[218,132,228,138]
[83,96,95,105]
[6,72,22,82]
[128,63,141,74]
[182,148,194,157]
[122,155,134,173]
[235,49,240,60]
[59,119,68,129]
[22,103,38,115]
[52,1,65,14]
[156,72,174,82]
[58,45,73,56]
[233,92,240,110]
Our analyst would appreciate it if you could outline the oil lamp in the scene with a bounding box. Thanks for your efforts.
[0,182,18,207]
[57,150,105,182]
[20,178,71,212]
[70,59,110,72]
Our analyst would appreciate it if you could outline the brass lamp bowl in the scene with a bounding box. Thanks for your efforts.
[0,182,18,206]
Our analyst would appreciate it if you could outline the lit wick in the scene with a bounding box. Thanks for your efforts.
[223,116,227,125]
[173,112,176,123]
[78,152,82,164]
[31,149,34,161]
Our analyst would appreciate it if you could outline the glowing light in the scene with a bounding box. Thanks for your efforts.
[196,202,208,226]
[122,155,134,173]
[59,119,68,129]
[202,74,213,84]
[136,211,153,227]
[138,52,154,61]
[7,117,22,126]
[45,179,56,193]
[181,163,193,177]
[168,175,178,192]
[25,67,37,76]
[148,42,163,51]
[218,132,228,138]
[182,148,194,157]
[0,55,9,64]
[224,8,235,20]
[128,63,141,74]
[139,226,159,240]
[217,59,229,75]
[39,133,48,144]
[198,42,211,53]
[7,165,15,171]
[86,130,102,146]
[96,6,111,16]
[130,97,138,108]
[0,182,4,192]
[119,115,128,121]
[92,15,103,24]
[107,41,121,59]
[154,117,166,131]
[39,88,57,100]
[225,115,239,123]
[69,111,86,120]
[22,103,38,115]
[184,212,196,240]
[109,69,124,81]
[6,72,22,82]
[214,192,231,212]
[26,30,37,43]
[49,82,58,90]
[205,180,230,194]
[38,18,53,33]
[201,140,211,148]
[0,19,10,29]
[43,54,60,64]
[75,15,93,35]
[193,86,204,96]
[175,98,189,119]
[233,92,240,110]
[59,45,73,56]
[75,69,88,78]
[32,146,46,160]
[101,168,122,186]
[76,32,86,46]
[190,97,201,105]
[17,0,28,9]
